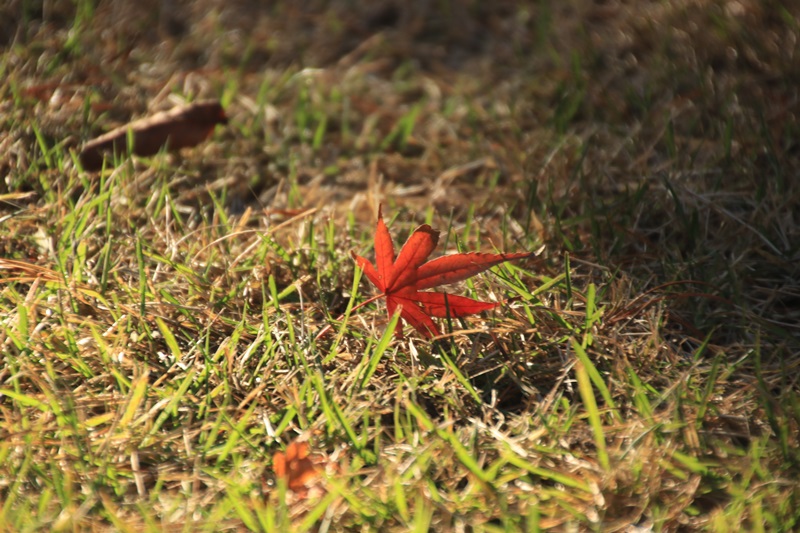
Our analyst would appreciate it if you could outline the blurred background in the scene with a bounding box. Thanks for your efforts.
[3,0,799,344]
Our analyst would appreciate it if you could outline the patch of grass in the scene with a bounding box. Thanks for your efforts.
[1,0,799,531]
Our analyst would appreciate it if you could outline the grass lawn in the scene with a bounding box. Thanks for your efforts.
[1,1,799,531]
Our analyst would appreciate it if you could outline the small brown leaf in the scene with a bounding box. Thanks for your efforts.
[78,100,227,171]
[272,440,321,494]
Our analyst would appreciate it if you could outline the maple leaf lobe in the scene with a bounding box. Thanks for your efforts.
[387,224,439,292]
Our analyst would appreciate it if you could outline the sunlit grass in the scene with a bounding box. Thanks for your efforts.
[1,0,799,531]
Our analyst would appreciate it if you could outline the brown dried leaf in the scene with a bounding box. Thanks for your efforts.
[272,440,322,496]
[78,99,227,171]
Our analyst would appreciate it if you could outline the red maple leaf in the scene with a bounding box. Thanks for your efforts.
[351,207,534,338]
